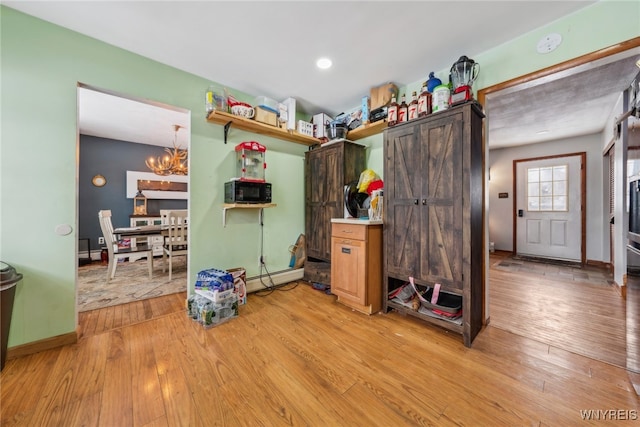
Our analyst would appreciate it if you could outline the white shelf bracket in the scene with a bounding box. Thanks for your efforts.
[222,206,267,227]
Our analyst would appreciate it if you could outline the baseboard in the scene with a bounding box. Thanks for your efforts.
[6,329,78,361]
[586,259,612,270]
[246,268,304,293]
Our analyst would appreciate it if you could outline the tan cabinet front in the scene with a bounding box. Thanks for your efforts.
[330,222,382,315]
[331,237,365,304]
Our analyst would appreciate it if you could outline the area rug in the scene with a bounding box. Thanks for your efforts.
[78,258,187,312]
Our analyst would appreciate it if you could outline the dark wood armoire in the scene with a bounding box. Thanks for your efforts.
[383,102,484,347]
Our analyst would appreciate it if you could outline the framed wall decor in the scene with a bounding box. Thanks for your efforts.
[126,170,188,200]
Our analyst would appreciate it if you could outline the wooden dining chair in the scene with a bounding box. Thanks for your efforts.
[160,209,188,226]
[162,210,188,280]
[98,210,153,281]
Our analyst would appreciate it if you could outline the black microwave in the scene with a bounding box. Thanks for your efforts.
[224,181,272,204]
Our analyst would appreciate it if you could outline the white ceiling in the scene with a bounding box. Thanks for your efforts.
[78,86,190,148]
[487,49,640,148]
[7,1,639,148]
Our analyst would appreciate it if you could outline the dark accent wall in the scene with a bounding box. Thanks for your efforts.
[79,135,187,251]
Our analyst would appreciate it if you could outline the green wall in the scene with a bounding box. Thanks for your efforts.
[1,0,639,350]
[0,6,309,349]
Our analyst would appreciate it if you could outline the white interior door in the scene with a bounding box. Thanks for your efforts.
[515,155,582,262]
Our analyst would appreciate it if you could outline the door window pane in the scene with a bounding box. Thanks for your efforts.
[526,165,568,212]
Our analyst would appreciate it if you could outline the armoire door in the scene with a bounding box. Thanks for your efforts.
[384,124,423,280]
[305,144,343,261]
[419,112,465,289]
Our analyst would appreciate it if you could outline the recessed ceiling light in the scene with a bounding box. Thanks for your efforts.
[636,57,640,69]
[316,57,332,69]
[536,130,550,135]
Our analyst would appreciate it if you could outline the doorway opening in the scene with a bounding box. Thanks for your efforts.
[479,38,640,369]
[76,83,191,313]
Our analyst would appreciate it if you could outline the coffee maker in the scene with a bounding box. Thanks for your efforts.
[450,55,480,106]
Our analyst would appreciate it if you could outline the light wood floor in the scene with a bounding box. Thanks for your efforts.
[2,279,639,426]
[489,251,626,368]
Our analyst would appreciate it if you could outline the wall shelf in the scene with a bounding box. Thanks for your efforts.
[207,111,388,145]
[347,120,388,140]
[207,111,319,146]
[222,203,277,227]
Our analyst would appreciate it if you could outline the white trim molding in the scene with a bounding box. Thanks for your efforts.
[126,170,189,200]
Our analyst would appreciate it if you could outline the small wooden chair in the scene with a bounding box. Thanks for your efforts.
[98,210,153,281]
[162,210,188,280]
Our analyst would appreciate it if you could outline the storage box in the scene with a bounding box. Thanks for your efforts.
[227,267,247,305]
[370,82,398,110]
[297,120,313,137]
[255,106,278,126]
[312,113,333,139]
[254,96,278,114]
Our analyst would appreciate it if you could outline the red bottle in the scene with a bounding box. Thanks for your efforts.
[387,95,399,126]
[408,91,418,120]
[398,94,408,123]
[418,82,432,117]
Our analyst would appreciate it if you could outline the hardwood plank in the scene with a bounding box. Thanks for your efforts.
[126,323,166,426]
[66,392,101,427]
[79,309,99,337]
[99,330,134,426]
[111,303,123,329]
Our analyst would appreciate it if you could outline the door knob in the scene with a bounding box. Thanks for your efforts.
[422,199,427,205]
[414,199,419,205]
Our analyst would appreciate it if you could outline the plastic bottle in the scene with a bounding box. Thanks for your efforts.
[205,86,216,115]
[432,85,450,113]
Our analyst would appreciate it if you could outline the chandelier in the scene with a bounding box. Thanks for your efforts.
[146,124,188,176]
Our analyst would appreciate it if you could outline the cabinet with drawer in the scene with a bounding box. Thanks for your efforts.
[330,219,383,314]
[128,215,164,260]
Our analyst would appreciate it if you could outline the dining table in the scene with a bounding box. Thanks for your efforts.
[113,225,171,239]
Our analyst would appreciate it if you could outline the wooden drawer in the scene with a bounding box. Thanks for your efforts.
[331,223,366,241]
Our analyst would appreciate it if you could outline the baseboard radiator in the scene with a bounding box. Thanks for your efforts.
[246,268,305,293]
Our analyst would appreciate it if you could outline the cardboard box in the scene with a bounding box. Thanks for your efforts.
[370,82,398,110]
[312,113,333,139]
[255,106,278,126]
[227,267,247,305]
